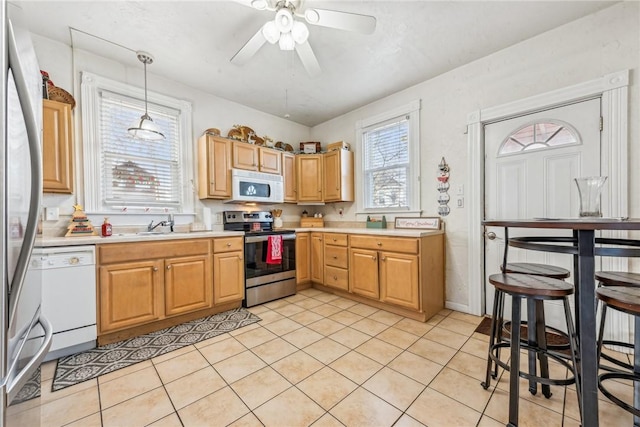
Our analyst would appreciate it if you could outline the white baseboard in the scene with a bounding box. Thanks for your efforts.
[445,301,470,314]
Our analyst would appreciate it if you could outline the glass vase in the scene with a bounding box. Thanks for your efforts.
[574,176,607,217]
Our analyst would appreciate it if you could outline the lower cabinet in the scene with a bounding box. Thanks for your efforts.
[213,236,244,304]
[349,248,379,299]
[295,232,311,285]
[324,233,349,291]
[97,237,243,345]
[379,251,420,310]
[310,232,324,284]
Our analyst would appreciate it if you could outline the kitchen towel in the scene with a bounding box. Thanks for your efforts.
[266,235,282,264]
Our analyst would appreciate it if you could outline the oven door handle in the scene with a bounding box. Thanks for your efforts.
[245,233,296,243]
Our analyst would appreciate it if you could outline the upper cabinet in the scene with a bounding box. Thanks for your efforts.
[197,134,231,199]
[296,154,323,202]
[282,152,297,203]
[232,141,281,174]
[323,150,354,202]
[43,99,74,193]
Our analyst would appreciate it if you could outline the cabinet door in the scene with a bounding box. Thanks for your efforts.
[296,232,311,284]
[214,251,245,304]
[198,135,231,199]
[310,232,324,284]
[259,147,281,174]
[43,99,73,193]
[323,150,340,202]
[296,155,323,202]
[164,254,213,316]
[379,252,420,310]
[349,248,379,299]
[232,141,258,171]
[282,152,297,202]
[98,260,163,333]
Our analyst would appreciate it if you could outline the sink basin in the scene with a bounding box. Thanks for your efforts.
[136,231,167,235]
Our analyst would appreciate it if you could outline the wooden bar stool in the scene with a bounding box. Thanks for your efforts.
[502,262,571,280]
[596,286,640,423]
[482,273,581,427]
[596,271,640,372]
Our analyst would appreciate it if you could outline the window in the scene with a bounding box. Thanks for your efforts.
[80,72,193,214]
[498,120,579,156]
[356,100,421,213]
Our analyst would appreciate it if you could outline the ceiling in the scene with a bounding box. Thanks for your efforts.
[17,0,617,127]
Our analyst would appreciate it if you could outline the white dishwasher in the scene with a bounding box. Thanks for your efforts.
[31,246,97,361]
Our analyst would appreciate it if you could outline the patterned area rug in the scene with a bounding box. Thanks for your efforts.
[52,308,260,392]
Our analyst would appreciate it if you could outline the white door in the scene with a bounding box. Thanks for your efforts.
[484,98,602,329]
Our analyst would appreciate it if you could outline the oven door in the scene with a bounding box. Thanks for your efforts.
[244,233,296,288]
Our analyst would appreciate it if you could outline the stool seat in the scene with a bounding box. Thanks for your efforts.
[597,286,640,315]
[489,273,573,298]
[501,263,571,279]
[596,271,640,287]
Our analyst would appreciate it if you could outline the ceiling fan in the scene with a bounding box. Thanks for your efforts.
[230,0,376,77]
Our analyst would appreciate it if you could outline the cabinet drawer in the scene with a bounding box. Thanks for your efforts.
[99,239,210,264]
[349,235,418,254]
[213,237,244,253]
[324,265,349,291]
[324,245,348,268]
[324,233,348,246]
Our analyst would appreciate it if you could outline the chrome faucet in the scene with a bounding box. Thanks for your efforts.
[148,214,174,232]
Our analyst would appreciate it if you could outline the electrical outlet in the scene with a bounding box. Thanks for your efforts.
[457,197,464,208]
[45,207,59,221]
[214,213,223,225]
[456,184,464,195]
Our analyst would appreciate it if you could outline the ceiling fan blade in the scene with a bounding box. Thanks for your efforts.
[295,41,321,77]
[303,8,376,34]
[231,27,267,65]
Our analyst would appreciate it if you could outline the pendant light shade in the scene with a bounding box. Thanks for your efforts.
[128,51,164,141]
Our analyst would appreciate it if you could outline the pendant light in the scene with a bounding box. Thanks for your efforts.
[128,51,164,141]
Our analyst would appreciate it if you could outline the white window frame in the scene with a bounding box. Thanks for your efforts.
[80,71,194,216]
[355,100,421,216]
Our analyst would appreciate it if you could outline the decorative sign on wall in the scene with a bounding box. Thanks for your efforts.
[395,217,441,230]
[437,157,450,216]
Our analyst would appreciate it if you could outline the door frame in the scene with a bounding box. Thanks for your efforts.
[466,69,629,316]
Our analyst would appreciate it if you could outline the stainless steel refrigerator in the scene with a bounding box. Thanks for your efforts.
[2,1,52,425]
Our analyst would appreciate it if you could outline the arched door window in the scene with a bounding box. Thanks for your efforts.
[498,120,580,156]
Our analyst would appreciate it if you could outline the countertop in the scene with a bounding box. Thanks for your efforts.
[36,227,443,247]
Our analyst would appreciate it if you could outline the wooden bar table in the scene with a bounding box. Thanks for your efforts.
[483,218,640,427]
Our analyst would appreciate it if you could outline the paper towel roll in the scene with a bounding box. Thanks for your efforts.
[202,207,212,230]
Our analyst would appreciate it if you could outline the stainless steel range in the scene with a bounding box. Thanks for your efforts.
[223,211,296,307]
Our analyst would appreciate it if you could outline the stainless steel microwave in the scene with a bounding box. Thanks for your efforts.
[229,169,284,204]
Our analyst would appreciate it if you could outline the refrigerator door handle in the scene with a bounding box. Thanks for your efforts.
[6,315,52,403]
[6,18,43,328]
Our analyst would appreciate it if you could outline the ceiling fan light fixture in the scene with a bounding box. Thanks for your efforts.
[291,21,309,44]
[128,51,165,141]
[278,32,295,50]
[275,8,294,33]
[262,21,280,44]
[251,0,268,10]
[304,9,319,24]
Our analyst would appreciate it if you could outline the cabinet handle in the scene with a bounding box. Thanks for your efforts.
[166,265,172,270]
[238,256,243,260]
[227,242,231,247]
[332,238,337,242]
[153,267,158,272]
[333,275,337,280]
[372,256,376,261]
[381,257,386,261]
[377,242,382,246]
[210,181,215,185]
[318,190,322,192]
[333,256,338,259]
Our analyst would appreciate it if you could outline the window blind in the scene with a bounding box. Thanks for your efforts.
[362,116,410,209]
[99,90,182,207]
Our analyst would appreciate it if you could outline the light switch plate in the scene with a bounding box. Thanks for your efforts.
[45,207,59,221]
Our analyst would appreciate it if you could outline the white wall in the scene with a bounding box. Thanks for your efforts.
[310,2,640,311]
[32,35,312,231]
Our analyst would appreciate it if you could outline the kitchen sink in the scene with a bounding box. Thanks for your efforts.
[136,231,166,235]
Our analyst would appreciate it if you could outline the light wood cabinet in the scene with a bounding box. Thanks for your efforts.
[323,233,349,291]
[164,254,213,316]
[349,248,380,299]
[297,154,323,202]
[296,232,311,285]
[379,251,420,310]
[213,236,244,304]
[282,152,297,203]
[323,150,354,202]
[198,134,231,199]
[232,141,281,174]
[310,232,324,284]
[43,99,73,193]
[98,260,163,333]
[97,237,244,345]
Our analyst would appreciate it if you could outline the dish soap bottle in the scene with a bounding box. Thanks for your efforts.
[101,217,112,237]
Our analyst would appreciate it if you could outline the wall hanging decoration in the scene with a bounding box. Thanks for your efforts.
[437,157,450,217]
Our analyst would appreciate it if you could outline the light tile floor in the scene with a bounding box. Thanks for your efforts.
[10,288,635,426]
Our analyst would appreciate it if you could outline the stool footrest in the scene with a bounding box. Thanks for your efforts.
[598,372,640,417]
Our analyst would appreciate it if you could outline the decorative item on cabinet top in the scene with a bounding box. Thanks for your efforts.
[225,124,293,151]
[300,141,321,153]
[41,70,76,109]
[327,141,350,151]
